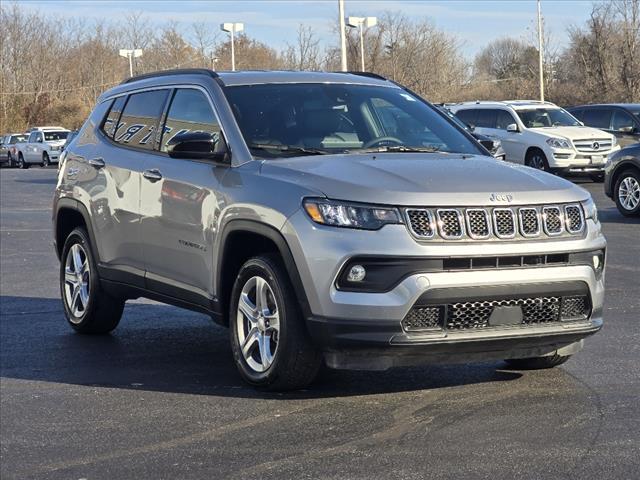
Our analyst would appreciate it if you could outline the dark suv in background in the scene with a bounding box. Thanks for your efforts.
[568,104,640,148]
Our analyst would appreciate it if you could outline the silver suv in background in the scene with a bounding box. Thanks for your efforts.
[15,126,70,168]
[54,70,605,390]
[449,101,620,181]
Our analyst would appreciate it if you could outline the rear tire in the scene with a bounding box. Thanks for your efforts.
[60,227,124,334]
[229,254,322,391]
[525,148,550,172]
[614,168,640,216]
[505,353,571,370]
[17,153,28,169]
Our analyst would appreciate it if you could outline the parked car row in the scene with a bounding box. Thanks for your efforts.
[0,126,72,168]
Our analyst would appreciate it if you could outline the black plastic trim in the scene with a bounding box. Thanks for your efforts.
[121,68,219,85]
[54,198,99,261]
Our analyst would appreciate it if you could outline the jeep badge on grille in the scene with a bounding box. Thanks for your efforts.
[489,193,513,202]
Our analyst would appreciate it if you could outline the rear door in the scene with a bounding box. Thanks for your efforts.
[92,89,171,284]
[25,132,41,163]
[139,87,227,306]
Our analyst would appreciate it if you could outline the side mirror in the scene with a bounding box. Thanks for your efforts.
[37,138,43,143]
[619,126,634,134]
[167,131,229,162]
[506,123,519,133]
[578,121,585,126]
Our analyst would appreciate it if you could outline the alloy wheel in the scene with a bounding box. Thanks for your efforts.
[618,176,640,211]
[530,154,545,170]
[64,243,91,320]
[236,276,280,373]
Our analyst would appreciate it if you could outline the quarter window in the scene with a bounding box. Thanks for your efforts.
[115,89,170,150]
[102,96,127,139]
[160,89,221,152]
[611,110,635,132]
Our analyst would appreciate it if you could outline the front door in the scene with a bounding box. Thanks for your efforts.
[139,87,228,306]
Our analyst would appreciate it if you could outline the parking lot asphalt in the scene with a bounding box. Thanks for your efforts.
[0,166,639,480]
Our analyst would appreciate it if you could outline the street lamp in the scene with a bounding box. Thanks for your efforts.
[119,49,143,77]
[347,16,377,72]
[220,22,244,71]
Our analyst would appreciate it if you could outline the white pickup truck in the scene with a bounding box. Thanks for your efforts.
[15,126,70,168]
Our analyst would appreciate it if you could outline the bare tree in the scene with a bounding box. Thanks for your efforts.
[281,25,322,70]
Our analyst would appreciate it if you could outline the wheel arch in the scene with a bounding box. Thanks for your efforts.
[216,220,311,325]
[611,160,640,191]
[54,198,98,262]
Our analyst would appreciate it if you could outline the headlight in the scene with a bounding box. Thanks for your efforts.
[611,135,617,147]
[546,137,572,149]
[581,196,598,224]
[303,199,402,230]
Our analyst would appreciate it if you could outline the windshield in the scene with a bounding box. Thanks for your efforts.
[516,108,581,128]
[10,135,27,144]
[43,131,68,141]
[223,83,483,158]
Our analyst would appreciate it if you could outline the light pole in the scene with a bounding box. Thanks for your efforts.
[347,16,377,72]
[537,0,545,102]
[220,22,244,71]
[338,0,347,71]
[119,49,143,77]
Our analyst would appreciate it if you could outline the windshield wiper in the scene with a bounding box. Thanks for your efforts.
[351,145,443,154]
[248,144,328,156]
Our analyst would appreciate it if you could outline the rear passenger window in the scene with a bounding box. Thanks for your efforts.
[455,109,477,128]
[102,96,127,139]
[475,109,497,128]
[160,89,220,152]
[115,89,170,150]
[582,109,611,129]
[495,110,516,130]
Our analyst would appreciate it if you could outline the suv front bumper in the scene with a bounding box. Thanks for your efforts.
[548,145,620,173]
[282,210,605,369]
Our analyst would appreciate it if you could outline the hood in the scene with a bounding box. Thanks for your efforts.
[260,153,589,206]
[532,126,614,141]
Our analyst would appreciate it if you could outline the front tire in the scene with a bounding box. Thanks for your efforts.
[614,169,640,216]
[525,148,550,172]
[505,353,571,369]
[60,227,124,334]
[229,254,322,391]
[42,152,50,168]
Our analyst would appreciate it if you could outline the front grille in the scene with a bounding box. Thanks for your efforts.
[564,204,584,233]
[573,138,613,153]
[437,209,463,239]
[404,203,584,241]
[401,306,444,331]
[402,294,591,333]
[493,208,516,238]
[519,208,540,237]
[466,209,490,239]
[542,206,563,235]
[405,209,435,238]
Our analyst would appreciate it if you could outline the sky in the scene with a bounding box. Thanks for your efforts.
[15,0,598,58]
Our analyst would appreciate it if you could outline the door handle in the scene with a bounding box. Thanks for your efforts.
[143,169,163,182]
[88,157,105,169]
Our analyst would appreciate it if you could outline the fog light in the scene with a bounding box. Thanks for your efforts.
[592,254,600,270]
[347,264,366,282]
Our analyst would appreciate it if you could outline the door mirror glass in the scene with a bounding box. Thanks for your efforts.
[506,123,519,132]
[167,131,229,162]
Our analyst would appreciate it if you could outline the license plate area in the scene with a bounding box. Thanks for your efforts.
[488,305,524,326]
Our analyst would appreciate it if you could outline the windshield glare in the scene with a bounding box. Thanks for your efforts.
[223,83,483,158]
[44,131,68,141]
[517,108,581,128]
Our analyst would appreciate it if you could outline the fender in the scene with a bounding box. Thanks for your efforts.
[53,197,99,262]
[216,219,312,319]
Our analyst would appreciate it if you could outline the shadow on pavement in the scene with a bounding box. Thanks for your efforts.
[0,295,523,399]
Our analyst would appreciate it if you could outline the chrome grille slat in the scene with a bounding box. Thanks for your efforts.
[493,208,516,238]
[518,207,541,237]
[573,138,612,153]
[436,209,464,239]
[404,204,584,241]
[542,206,563,236]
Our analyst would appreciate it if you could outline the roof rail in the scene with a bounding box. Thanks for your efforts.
[121,68,219,85]
[338,71,389,81]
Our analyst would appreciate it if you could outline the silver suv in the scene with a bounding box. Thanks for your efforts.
[53,70,606,390]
